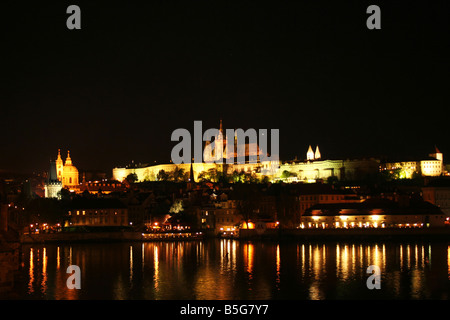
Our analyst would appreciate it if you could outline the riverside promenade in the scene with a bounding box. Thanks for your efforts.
[19,226,450,243]
[20,231,205,243]
[239,226,450,241]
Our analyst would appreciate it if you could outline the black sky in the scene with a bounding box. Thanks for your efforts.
[3,1,450,175]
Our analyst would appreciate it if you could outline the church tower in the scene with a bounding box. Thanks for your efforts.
[56,149,64,182]
[315,145,321,160]
[306,145,314,161]
[44,160,62,199]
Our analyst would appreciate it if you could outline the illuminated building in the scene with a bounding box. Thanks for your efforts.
[78,176,125,195]
[113,123,380,184]
[279,146,379,183]
[44,160,62,199]
[422,178,450,216]
[200,199,242,236]
[113,120,280,183]
[301,198,446,229]
[51,149,80,191]
[306,145,321,161]
[381,147,445,178]
[62,150,79,188]
[67,198,129,227]
[298,185,363,216]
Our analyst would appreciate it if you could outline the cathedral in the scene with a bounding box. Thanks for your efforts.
[56,149,79,188]
[113,120,280,183]
[45,149,80,198]
[203,119,265,163]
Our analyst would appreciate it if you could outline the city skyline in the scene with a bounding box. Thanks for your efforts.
[3,2,450,175]
[4,1,450,306]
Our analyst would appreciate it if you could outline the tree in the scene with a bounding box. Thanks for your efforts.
[281,170,295,179]
[157,169,170,181]
[197,168,223,182]
[126,173,138,184]
[172,166,186,183]
[169,199,184,214]
[327,176,339,185]
[260,175,270,184]
[197,171,208,182]
[230,170,245,183]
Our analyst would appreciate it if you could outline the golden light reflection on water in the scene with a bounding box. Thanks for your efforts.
[28,248,34,294]
[276,244,280,287]
[243,242,254,279]
[129,245,133,284]
[153,245,159,292]
[448,246,450,280]
[41,247,47,294]
[18,240,450,299]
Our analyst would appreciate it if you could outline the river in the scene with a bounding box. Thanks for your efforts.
[5,239,450,299]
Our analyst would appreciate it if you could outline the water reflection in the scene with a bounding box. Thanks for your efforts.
[11,240,450,299]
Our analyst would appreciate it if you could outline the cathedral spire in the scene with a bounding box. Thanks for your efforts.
[315,145,321,160]
[307,145,314,161]
[189,162,195,182]
[65,150,73,166]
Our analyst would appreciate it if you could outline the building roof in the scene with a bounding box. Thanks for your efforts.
[304,198,442,216]
[68,198,127,210]
[424,177,450,188]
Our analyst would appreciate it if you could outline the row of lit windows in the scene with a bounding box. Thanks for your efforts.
[74,216,124,224]
[69,209,126,216]
[217,217,236,223]
[300,195,344,201]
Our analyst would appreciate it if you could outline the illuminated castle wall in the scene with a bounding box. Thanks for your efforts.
[113,142,379,184]
[113,121,280,182]
[279,146,380,183]
[381,147,445,178]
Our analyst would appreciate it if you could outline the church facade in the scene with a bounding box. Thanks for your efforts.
[55,149,79,191]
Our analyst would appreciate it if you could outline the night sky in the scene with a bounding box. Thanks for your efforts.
[3,1,450,175]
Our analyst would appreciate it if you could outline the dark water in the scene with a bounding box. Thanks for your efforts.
[7,239,450,299]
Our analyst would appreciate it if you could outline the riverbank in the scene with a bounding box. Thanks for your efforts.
[239,227,450,241]
[20,231,205,244]
[18,226,450,243]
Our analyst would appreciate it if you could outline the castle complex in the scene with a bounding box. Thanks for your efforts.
[44,123,447,198]
[112,121,382,183]
[113,120,280,183]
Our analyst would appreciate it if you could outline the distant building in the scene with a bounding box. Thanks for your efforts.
[298,185,363,216]
[112,120,280,182]
[381,146,445,178]
[55,149,79,191]
[422,178,450,216]
[201,199,242,236]
[44,160,62,199]
[67,198,128,227]
[78,176,126,195]
[301,198,446,229]
[279,146,379,183]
